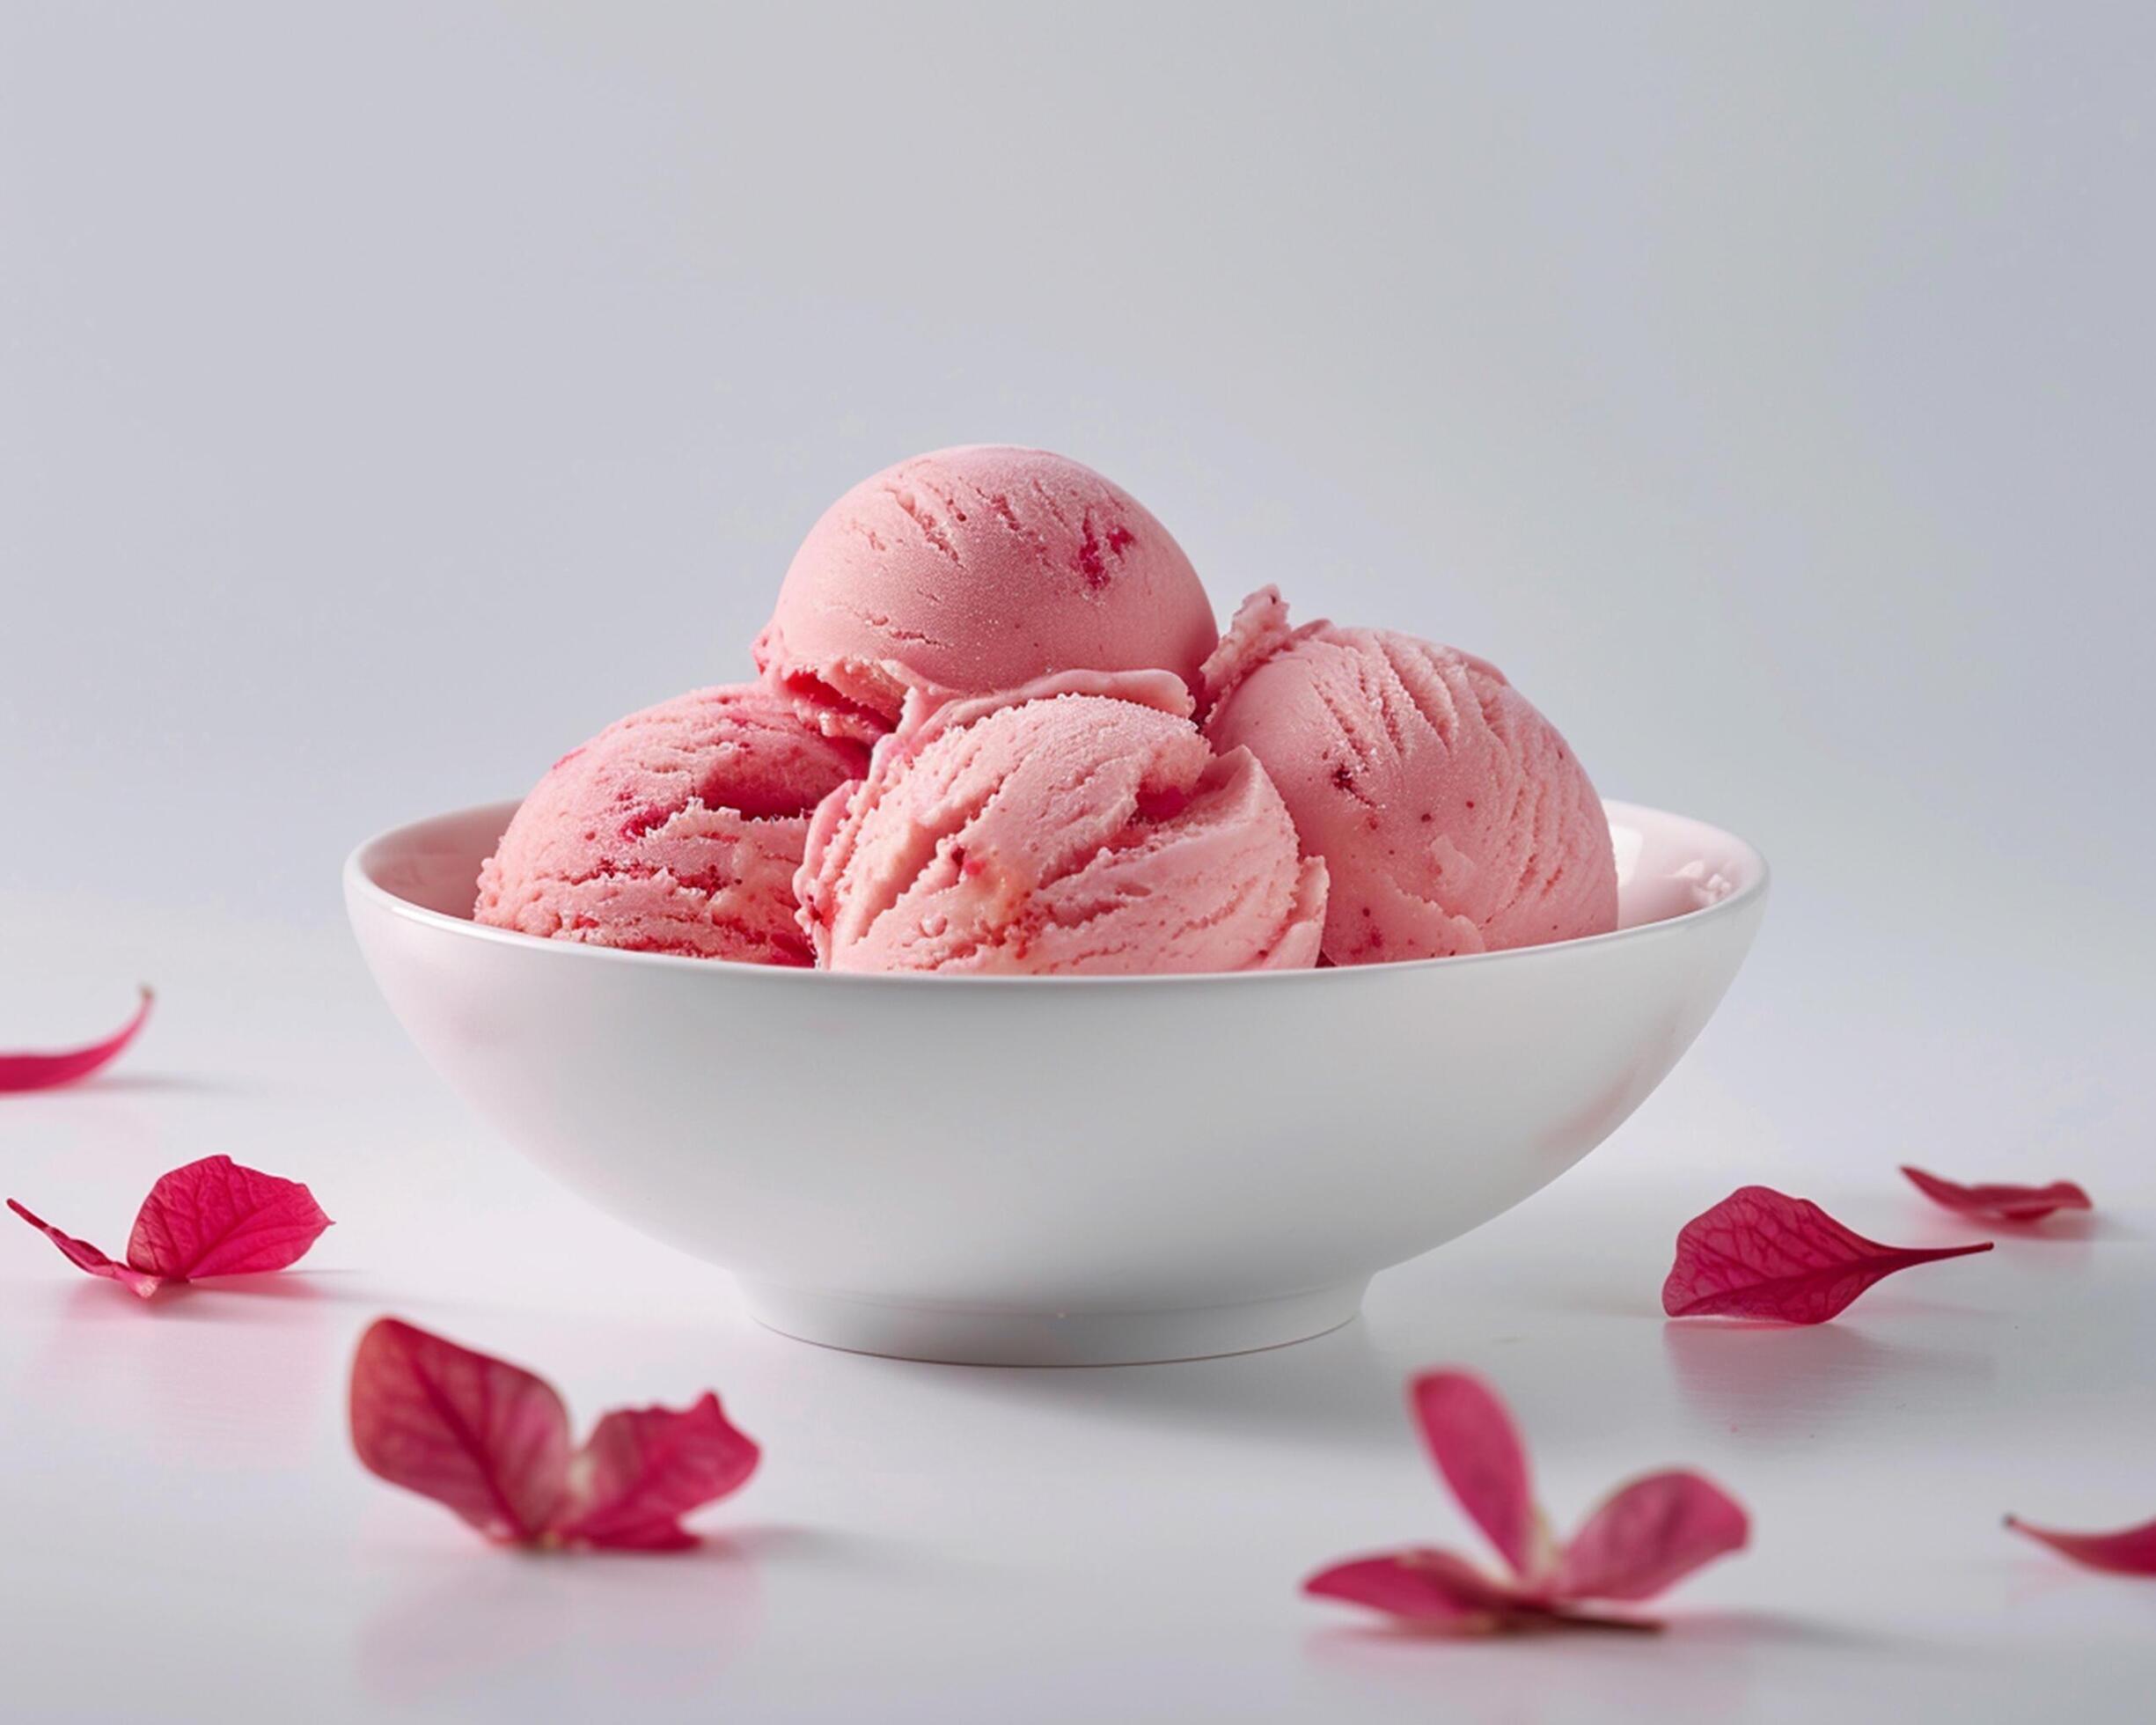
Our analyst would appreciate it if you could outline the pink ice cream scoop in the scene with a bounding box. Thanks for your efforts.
[796,670,1327,975]
[477,683,869,965]
[1201,589,1617,965]
[756,445,1219,741]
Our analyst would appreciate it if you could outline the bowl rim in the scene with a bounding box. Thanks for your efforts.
[344,796,1769,988]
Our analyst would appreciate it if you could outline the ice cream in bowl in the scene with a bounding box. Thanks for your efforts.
[346,446,1768,1364]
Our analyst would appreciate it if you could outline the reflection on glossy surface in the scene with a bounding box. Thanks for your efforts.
[356,1537,766,1707]
[29,1277,355,1465]
[1661,1322,1997,1446]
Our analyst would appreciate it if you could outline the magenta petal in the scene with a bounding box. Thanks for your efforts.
[7,1199,163,1298]
[1663,1185,1993,1324]
[0,987,152,1093]
[553,1393,761,1551]
[1409,1371,1544,1579]
[1304,1548,1534,1627]
[2007,1515,2156,1576]
[348,1318,573,1544]
[568,1520,703,1552]
[124,1155,332,1280]
[1902,1165,2094,1225]
[1556,1470,1750,1602]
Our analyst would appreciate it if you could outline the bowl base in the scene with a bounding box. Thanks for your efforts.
[737,1280,1370,1367]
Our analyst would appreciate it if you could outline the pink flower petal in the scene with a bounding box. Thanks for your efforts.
[1303,1551,1664,1634]
[348,1318,574,1544]
[0,987,152,1093]
[1303,1547,1535,1627]
[1902,1165,2093,1224]
[1531,1607,1666,1634]
[1556,1470,1750,1601]
[123,1155,332,1280]
[8,1157,326,1300]
[554,1393,761,1552]
[348,1321,762,1555]
[1305,1369,1749,1633]
[5,1199,163,1298]
[2006,1514,2156,1576]
[1409,1370,1546,1580]
[1663,1185,1992,1323]
[562,1518,701,1553]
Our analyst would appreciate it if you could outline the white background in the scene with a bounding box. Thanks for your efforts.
[3,4,2152,1721]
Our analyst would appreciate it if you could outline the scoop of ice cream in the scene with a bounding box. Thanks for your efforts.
[1201,588,1617,964]
[756,445,1219,741]
[796,670,1327,974]
[477,683,869,965]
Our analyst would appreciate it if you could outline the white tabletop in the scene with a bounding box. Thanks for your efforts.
[3,889,2149,1724]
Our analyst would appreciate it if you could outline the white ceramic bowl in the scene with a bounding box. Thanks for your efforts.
[346,801,1766,1366]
